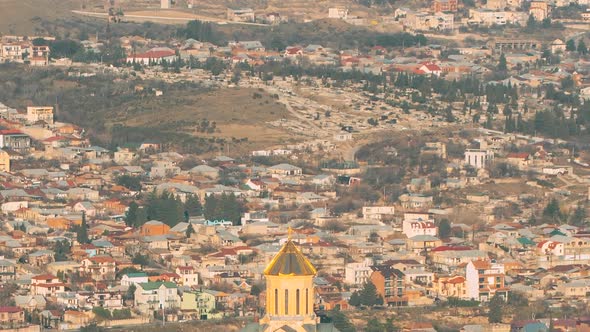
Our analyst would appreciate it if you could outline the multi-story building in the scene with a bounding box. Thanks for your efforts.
[0,130,31,152]
[0,150,10,172]
[0,307,24,327]
[465,260,508,301]
[432,0,458,12]
[431,248,488,272]
[31,274,65,297]
[0,260,16,282]
[176,266,199,286]
[180,290,216,320]
[81,256,116,281]
[402,213,437,238]
[399,193,433,210]
[344,260,372,286]
[227,8,255,22]
[0,43,25,63]
[328,7,349,19]
[370,266,406,306]
[29,46,50,66]
[26,106,53,124]
[529,1,549,21]
[464,148,494,169]
[402,11,455,31]
[134,282,180,314]
[433,276,467,299]
[362,206,395,220]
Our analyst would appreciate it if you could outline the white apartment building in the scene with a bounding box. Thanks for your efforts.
[464,148,494,169]
[465,260,508,301]
[402,213,437,238]
[344,260,372,286]
[27,106,54,124]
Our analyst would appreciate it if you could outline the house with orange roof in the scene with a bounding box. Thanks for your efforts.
[81,256,116,281]
[465,259,508,301]
[31,274,65,297]
[433,276,467,299]
[103,199,127,214]
[506,152,532,170]
[140,220,170,236]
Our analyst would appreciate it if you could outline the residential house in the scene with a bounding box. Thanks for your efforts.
[227,8,255,22]
[0,130,31,152]
[0,259,16,281]
[465,148,494,169]
[176,266,199,286]
[121,272,149,286]
[433,276,467,299]
[141,220,171,236]
[126,47,177,65]
[432,0,458,12]
[268,163,302,176]
[0,306,24,327]
[465,260,508,301]
[134,282,180,313]
[344,260,372,286]
[26,106,53,124]
[370,266,406,306]
[31,274,65,297]
[362,206,395,221]
[180,289,217,320]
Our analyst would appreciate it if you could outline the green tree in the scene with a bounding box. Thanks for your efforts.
[117,175,142,191]
[488,294,504,323]
[184,194,202,217]
[124,284,136,301]
[125,202,138,227]
[438,219,451,239]
[367,318,385,332]
[350,281,383,307]
[186,224,195,238]
[92,307,112,321]
[80,323,105,332]
[566,39,576,52]
[526,14,536,29]
[498,53,507,71]
[53,240,71,261]
[329,308,356,332]
[578,39,588,55]
[569,205,587,226]
[76,212,90,244]
[132,254,150,267]
[250,284,262,296]
[543,198,563,223]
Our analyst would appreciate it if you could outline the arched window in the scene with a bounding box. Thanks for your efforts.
[274,289,278,315]
[305,288,309,315]
[296,289,300,315]
[285,289,289,315]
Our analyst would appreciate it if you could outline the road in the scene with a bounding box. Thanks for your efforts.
[72,10,269,26]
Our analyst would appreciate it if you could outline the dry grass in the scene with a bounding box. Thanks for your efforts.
[0,0,80,34]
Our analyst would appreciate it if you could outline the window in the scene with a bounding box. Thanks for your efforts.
[274,289,278,315]
[305,289,309,315]
[296,289,300,315]
[285,289,289,315]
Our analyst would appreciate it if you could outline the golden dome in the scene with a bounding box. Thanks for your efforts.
[263,240,317,276]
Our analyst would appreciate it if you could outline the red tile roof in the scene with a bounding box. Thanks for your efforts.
[0,306,21,313]
[131,50,175,59]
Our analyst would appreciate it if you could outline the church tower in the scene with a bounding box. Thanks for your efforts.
[258,234,318,332]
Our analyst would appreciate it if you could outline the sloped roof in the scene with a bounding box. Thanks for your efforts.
[263,240,316,276]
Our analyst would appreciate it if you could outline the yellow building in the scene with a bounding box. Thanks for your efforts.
[0,149,9,172]
[242,234,340,332]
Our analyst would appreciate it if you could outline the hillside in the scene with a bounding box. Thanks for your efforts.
[0,64,299,154]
